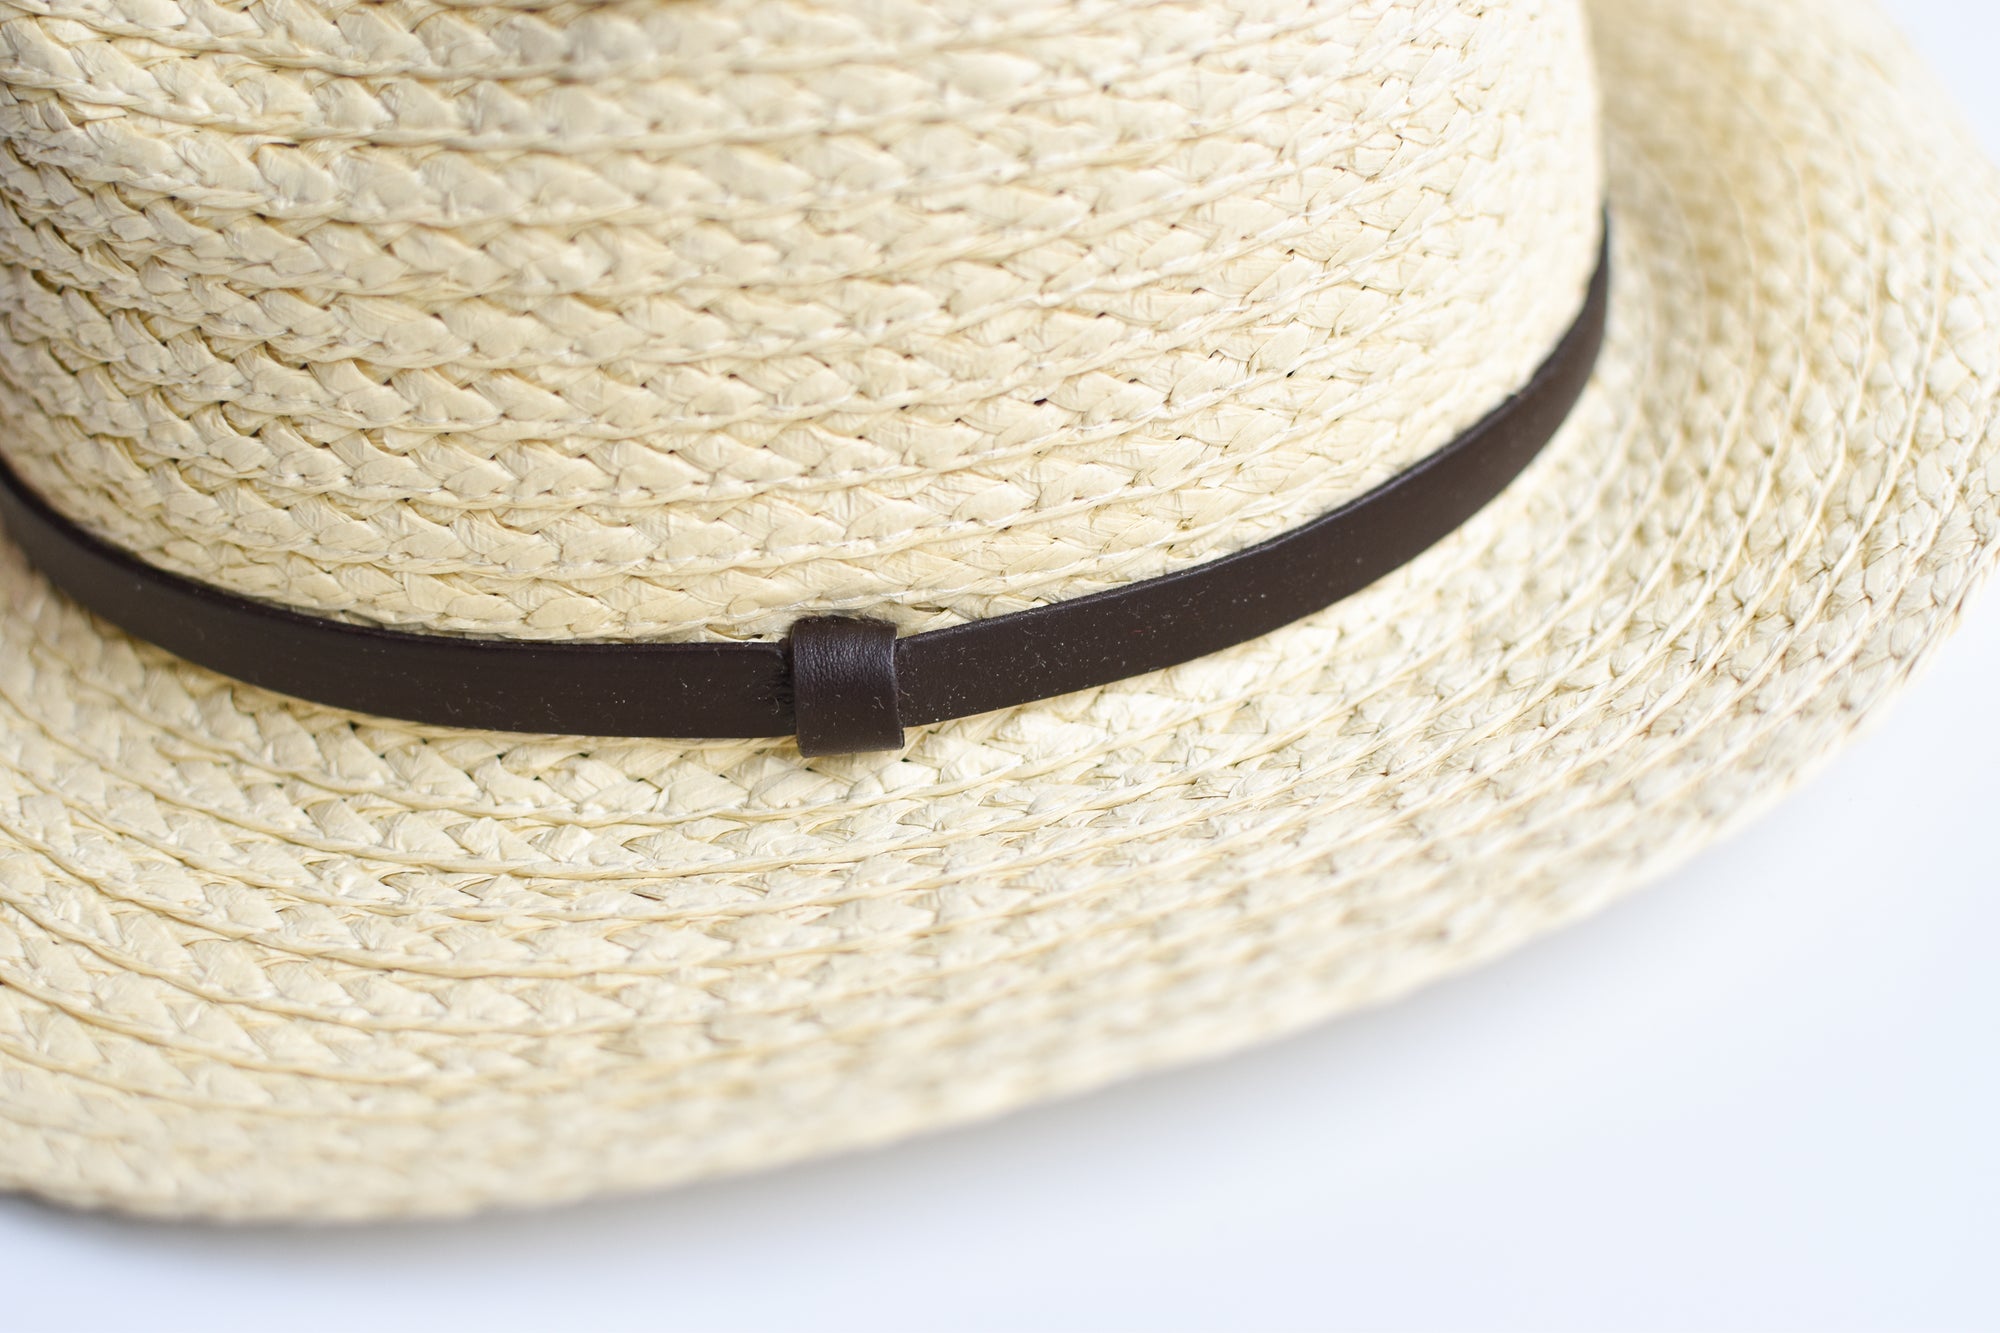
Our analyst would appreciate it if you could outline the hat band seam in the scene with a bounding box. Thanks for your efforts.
[0,226,1609,757]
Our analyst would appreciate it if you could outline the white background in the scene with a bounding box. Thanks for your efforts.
[3,3,1996,1330]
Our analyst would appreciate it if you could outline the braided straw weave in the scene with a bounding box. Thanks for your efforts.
[0,0,1996,1218]
[0,0,1602,638]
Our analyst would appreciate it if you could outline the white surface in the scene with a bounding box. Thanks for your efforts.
[3,3,1997,1329]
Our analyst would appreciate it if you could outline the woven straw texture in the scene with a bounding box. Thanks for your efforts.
[0,0,1997,1219]
[0,0,1601,639]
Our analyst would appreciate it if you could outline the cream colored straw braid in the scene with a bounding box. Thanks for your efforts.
[0,0,1995,1221]
[0,0,1601,642]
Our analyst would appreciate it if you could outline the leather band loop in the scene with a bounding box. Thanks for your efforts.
[790,617,903,756]
[0,229,1608,754]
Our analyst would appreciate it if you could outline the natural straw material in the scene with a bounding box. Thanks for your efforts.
[0,0,1603,640]
[0,0,1996,1219]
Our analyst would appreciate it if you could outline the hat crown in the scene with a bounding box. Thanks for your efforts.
[0,0,1602,643]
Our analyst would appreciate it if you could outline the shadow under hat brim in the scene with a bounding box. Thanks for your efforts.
[0,0,1997,1218]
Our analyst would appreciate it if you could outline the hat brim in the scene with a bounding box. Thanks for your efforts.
[1,0,1997,1219]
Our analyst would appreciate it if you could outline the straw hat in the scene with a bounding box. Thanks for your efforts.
[0,0,1993,1220]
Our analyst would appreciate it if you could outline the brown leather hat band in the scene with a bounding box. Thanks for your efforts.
[0,231,1608,756]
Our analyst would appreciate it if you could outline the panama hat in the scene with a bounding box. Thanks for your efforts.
[0,0,1993,1220]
